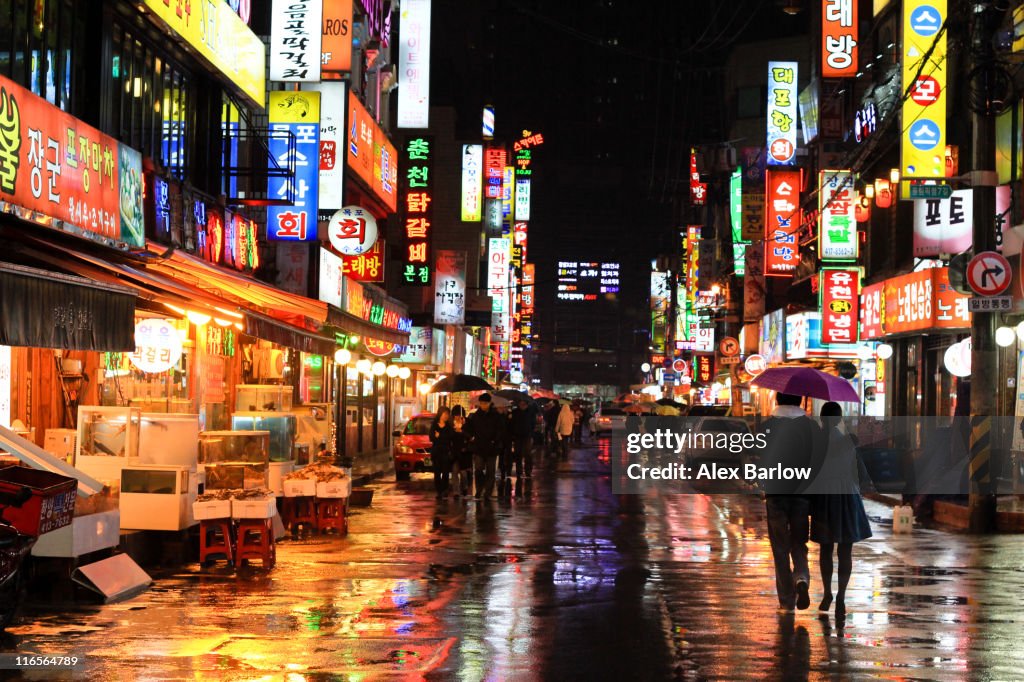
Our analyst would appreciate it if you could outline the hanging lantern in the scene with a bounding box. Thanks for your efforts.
[855,193,871,222]
[874,178,893,208]
[945,145,959,178]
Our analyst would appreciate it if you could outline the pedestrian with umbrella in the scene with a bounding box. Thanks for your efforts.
[465,393,506,500]
[428,407,454,500]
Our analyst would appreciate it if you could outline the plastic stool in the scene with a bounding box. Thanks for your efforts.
[282,496,316,535]
[199,518,234,567]
[315,497,348,535]
[235,518,276,569]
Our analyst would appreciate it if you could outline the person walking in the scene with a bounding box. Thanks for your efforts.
[510,399,536,480]
[760,392,818,612]
[808,402,873,621]
[555,402,574,461]
[544,401,559,455]
[450,406,472,498]
[466,393,506,500]
[429,407,453,500]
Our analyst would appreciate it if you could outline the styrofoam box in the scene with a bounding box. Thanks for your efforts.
[283,478,316,497]
[316,478,351,499]
[192,499,232,521]
[232,496,277,519]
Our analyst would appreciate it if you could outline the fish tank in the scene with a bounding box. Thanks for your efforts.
[76,406,141,460]
[139,413,200,467]
[198,430,270,491]
[231,412,297,463]
[235,384,294,412]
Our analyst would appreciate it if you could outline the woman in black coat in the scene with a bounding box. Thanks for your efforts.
[450,405,472,497]
[429,407,454,499]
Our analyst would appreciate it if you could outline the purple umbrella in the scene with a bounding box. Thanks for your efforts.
[750,366,860,402]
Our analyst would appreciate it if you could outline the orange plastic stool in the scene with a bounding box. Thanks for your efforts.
[199,518,234,566]
[235,518,276,568]
[315,497,348,535]
[282,496,316,534]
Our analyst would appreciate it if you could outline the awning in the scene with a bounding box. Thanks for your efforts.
[246,311,337,356]
[0,262,135,351]
[325,305,410,347]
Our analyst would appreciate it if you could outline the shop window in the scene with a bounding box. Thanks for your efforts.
[99,318,193,414]
[0,0,80,111]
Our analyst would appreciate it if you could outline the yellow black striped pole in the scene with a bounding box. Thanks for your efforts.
[970,415,991,491]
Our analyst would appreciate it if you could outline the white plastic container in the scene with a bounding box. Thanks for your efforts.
[193,499,232,521]
[283,478,316,497]
[232,496,277,519]
[893,505,914,534]
[316,478,351,499]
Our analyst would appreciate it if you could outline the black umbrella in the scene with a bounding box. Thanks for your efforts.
[495,389,534,403]
[428,374,495,394]
[655,398,684,408]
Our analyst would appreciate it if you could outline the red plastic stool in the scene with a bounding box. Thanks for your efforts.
[235,518,276,569]
[199,518,234,567]
[315,497,348,535]
[282,496,316,535]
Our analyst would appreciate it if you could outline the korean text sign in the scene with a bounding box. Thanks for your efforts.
[267,90,320,241]
[397,0,432,128]
[346,91,398,212]
[820,268,860,345]
[488,237,511,313]
[485,147,506,199]
[913,189,972,256]
[343,239,385,282]
[0,74,145,247]
[434,250,466,325]
[402,136,433,286]
[860,267,969,339]
[269,0,322,82]
[461,144,482,221]
[321,0,353,74]
[764,169,801,275]
[818,170,858,260]
[306,81,346,220]
[822,0,858,78]
[766,61,798,165]
[901,0,946,180]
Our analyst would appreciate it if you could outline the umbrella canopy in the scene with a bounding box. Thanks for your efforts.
[655,398,684,407]
[750,367,859,403]
[495,389,533,403]
[429,374,495,394]
[616,393,641,404]
[531,388,559,400]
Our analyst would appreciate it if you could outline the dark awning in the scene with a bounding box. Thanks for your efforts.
[245,312,337,357]
[0,262,136,351]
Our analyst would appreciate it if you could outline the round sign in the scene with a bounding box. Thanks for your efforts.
[909,5,941,37]
[130,319,183,374]
[672,358,688,374]
[910,76,940,106]
[768,138,794,164]
[719,337,740,357]
[364,338,397,357]
[328,206,379,256]
[967,251,1011,296]
[908,120,940,151]
[744,354,767,377]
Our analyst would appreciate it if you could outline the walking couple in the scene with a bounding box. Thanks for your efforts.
[762,393,873,620]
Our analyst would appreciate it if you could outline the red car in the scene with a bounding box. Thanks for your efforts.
[393,413,435,481]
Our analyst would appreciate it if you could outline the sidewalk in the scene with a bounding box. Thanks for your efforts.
[350,447,394,486]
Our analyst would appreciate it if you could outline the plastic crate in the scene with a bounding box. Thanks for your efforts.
[0,467,78,537]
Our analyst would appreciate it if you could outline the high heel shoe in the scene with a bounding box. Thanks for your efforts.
[818,595,833,614]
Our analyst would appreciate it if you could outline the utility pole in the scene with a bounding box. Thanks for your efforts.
[968,1,1005,532]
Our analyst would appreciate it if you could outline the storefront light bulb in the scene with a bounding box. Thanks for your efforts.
[334,348,352,365]
[640,362,651,373]
[996,326,1016,347]
[398,367,411,380]
[890,168,900,184]
[372,361,387,376]
[1016,321,1024,343]
[386,365,400,378]
[864,184,875,199]
[356,359,372,374]
[857,345,875,361]
[186,311,211,326]
[418,382,431,394]
[875,343,894,360]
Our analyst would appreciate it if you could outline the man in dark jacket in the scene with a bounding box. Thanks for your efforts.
[510,399,538,480]
[466,393,506,499]
[759,392,818,612]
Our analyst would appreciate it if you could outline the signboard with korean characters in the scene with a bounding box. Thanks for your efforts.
[267,90,320,241]
[130,318,183,374]
[318,247,346,308]
[306,82,346,221]
[434,250,466,325]
[820,268,861,344]
[488,238,511,313]
[397,0,432,128]
[822,0,858,78]
[0,73,145,247]
[764,169,801,275]
[346,91,398,212]
[859,267,970,339]
[342,240,384,282]
[819,170,858,260]
[401,136,433,285]
[766,62,798,166]
[913,189,972,256]
[398,326,433,363]
[901,0,946,182]
[328,206,378,255]
[269,0,322,82]
[461,144,483,221]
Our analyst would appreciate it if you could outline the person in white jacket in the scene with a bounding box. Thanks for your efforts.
[555,404,574,461]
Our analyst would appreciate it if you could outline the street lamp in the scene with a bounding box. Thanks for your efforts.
[640,362,651,373]
[398,367,411,380]
[334,348,352,365]
[386,364,400,378]
[996,326,1016,347]
[875,343,894,360]
[372,361,387,376]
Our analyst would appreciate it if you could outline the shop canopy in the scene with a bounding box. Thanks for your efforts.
[0,262,135,351]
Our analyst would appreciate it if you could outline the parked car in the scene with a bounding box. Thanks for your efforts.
[590,407,628,436]
[393,413,435,481]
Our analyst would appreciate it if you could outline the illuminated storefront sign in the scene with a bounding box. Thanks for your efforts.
[512,222,528,268]
[764,169,801,275]
[461,144,482,221]
[913,189,972,256]
[267,90,320,241]
[822,0,858,78]
[556,261,620,301]
[222,213,259,271]
[901,0,946,181]
[694,355,714,385]
[820,268,860,345]
[401,136,433,285]
[269,0,322,81]
[435,250,466,325]
[321,0,353,75]
[860,267,969,339]
[689,149,706,205]
[130,318,183,374]
[484,147,506,199]
[397,0,432,128]
[488,238,511,313]
[342,239,384,282]
[766,61,798,165]
[328,205,377,255]
[651,271,670,354]
[307,82,346,221]
[0,73,144,247]
[786,312,859,359]
[819,170,858,260]
[514,178,531,221]
[318,247,346,308]
[730,167,746,276]
[398,326,432,363]
[346,91,398,212]
[141,0,265,107]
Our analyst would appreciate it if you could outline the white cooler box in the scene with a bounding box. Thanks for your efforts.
[316,478,351,499]
[193,499,232,521]
[232,496,277,519]
[283,478,316,497]
[120,465,198,531]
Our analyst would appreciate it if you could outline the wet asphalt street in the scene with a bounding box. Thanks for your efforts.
[6,440,1024,680]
